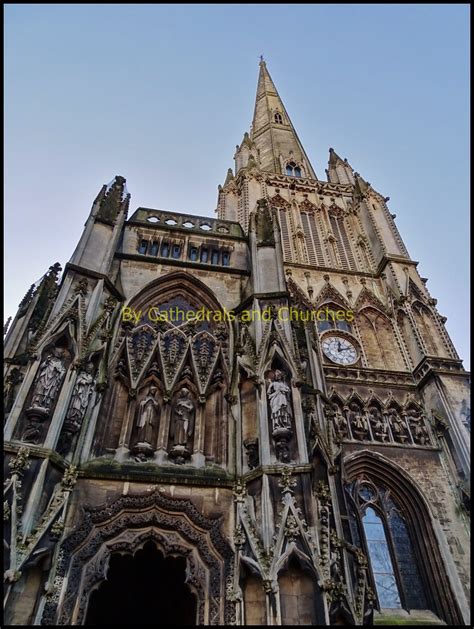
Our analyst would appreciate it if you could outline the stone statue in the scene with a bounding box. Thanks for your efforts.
[388,409,408,443]
[333,405,348,439]
[267,369,292,431]
[243,438,259,469]
[407,409,430,445]
[66,363,95,424]
[368,405,387,442]
[57,363,95,456]
[136,386,160,445]
[349,404,368,440]
[30,348,66,412]
[170,388,195,446]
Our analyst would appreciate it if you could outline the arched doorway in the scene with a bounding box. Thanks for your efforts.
[85,541,196,625]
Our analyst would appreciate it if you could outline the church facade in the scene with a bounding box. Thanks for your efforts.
[3,61,470,625]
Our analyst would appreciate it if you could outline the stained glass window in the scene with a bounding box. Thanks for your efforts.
[362,507,401,608]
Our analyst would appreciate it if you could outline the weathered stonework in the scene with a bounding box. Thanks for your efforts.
[4,60,469,625]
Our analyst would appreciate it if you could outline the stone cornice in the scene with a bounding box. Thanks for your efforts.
[116,252,251,276]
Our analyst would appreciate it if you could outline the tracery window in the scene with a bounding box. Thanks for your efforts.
[286,162,302,177]
[347,479,428,612]
[316,304,352,334]
[274,112,283,124]
[138,239,148,255]
[150,241,159,256]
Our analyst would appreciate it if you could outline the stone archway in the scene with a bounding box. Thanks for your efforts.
[41,489,234,625]
[84,540,197,625]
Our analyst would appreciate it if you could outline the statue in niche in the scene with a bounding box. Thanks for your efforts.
[460,399,470,431]
[169,388,195,464]
[348,403,368,440]
[267,369,293,432]
[136,386,160,445]
[23,347,67,444]
[406,409,430,445]
[132,386,160,462]
[274,436,292,463]
[57,362,95,456]
[388,408,408,443]
[333,404,348,440]
[30,348,66,412]
[367,405,387,442]
[243,438,259,469]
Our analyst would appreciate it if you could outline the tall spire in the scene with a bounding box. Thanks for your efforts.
[250,59,317,180]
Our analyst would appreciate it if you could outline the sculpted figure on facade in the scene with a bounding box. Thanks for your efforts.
[367,405,387,442]
[30,348,66,412]
[57,362,95,455]
[348,403,368,440]
[267,369,292,432]
[388,408,409,443]
[169,387,195,464]
[333,404,348,440]
[406,409,430,446]
[136,386,160,445]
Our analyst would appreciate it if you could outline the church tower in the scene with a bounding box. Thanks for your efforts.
[4,61,470,626]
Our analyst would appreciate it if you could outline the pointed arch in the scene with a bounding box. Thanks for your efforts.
[314,282,350,311]
[343,451,464,625]
[357,307,407,370]
[411,301,449,358]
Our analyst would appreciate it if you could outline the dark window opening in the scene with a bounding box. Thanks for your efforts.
[274,112,283,124]
[150,241,159,256]
[84,540,196,626]
[172,244,181,259]
[189,247,198,262]
[161,242,170,257]
[222,251,230,266]
[200,248,209,263]
[211,250,220,265]
[138,239,148,255]
[286,162,302,177]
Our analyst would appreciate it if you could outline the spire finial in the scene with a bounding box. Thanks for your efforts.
[259,54,265,65]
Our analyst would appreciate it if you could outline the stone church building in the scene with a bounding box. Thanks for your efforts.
[4,61,470,625]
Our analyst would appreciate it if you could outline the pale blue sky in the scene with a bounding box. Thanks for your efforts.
[4,4,470,368]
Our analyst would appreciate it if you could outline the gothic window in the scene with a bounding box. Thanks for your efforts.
[411,302,449,358]
[328,213,356,271]
[348,480,428,612]
[150,241,159,256]
[200,247,209,263]
[362,507,401,608]
[222,251,230,266]
[138,239,148,255]
[278,209,293,261]
[301,212,326,266]
[189,246,198,261]
[316,305,352,334]
[161,241,170,257]
[286,162,302,177]
[171,244,181,259]
[211,249,220,265]
[274,112,283,124]
[357,308,405,370]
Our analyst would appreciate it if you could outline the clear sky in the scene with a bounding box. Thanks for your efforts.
[4,4,470,368]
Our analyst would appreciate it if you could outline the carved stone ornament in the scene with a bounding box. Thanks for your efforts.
[40,489,233,626]
[169,388,195,464]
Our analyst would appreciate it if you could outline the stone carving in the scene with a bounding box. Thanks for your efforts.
[348,403,368,440]
[169,388,195,464]
[243,438,259,469]
[267,369,292,431]
[30,348,66,412]
[57,363,95,455]
[460,399,470,432]
[406,409,430,445]
[133,386,160,461]
[22,349,68,441]
[387,408,409,443]
[367,405,387,442]
[274,436,292,463]
[4,368,23,415]
[332,404,348,440]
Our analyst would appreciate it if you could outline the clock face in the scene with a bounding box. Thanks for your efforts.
[321,336,358,365]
